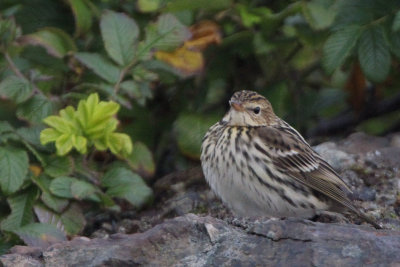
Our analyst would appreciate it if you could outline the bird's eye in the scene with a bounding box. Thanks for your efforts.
[253,107,261,114]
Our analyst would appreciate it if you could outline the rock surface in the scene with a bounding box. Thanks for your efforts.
[1,132,400,266]
[1,214,400,266]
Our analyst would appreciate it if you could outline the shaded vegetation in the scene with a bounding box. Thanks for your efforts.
[0,0,399,249]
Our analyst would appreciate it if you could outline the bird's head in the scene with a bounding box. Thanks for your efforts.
[223,90,277,127]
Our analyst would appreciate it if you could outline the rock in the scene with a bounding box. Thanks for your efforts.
[339,132,389,154]
[1,132,400,266]
[313,142,356,171]
[353,187,376,201]
[1,214,400,267]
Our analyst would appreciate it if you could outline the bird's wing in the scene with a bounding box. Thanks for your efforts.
[255,125,356,211]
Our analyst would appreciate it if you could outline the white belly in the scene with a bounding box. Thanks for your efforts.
[201,124,328,218]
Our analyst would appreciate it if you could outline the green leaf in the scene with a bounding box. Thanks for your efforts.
[41,191,69,213]
[322,25,362,74]
[358,25,391,82]
[102,166,152,208]
[55,133,75,156]
[174,113,218,159]
[34,204,63,230]
[126,142,155,177]
[302,0,336,30]
[70,180,97,200]
[137,0,162,13]
[0,121,14,134]
[120,80,142,99]
[394,10,400,32]
[143,13,191,52]
[0,147,29,194]
[44,156,73,178]
[67,0,93,36]
[388,31,400,59]
[13,223,66,248]
[16,95,57,124]
[49,176,75,199]
[75,52,121,83]
[333,0,374,30]
[107,132,133,157]
[164,0,231,11]
[100,10,138,66]
[34,203,85,236]
[1,189,37,231]
[20,27,77,58]
[60,203,86,235]
[0,75,33,104]
[32,175,69,213]
[16,126,45,148]
[49,176,97,201]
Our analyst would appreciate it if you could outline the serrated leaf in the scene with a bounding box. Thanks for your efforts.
[70,180,97,200]
[142,13,191,54]
[16,125,45,147]
[34,203,85,235]
[100,10,138,66]
[358,25,390,83]
[126,142,155,177]
[19,27,77,58]
[44,156,73,178]
[1,189,37,231]
[174,113,218,159]
[41,191,69,213]
[0,121,14,134]
[34,204,64,231]
[102,166,152,208]
[75,52,121,83]
[43,116,74,133]
[67,0,93,36]
[333,0,374,30]
[32,175,70,212]
[55,133,75,156]
[120,80,142,98]
[0,147,29,194]
[107,132,133,157]
[16,95,57,124]
[60,203,86,235]
[0,75,33,104]
[49,176,75,198]
[13,223,66,248]
[322,26,362,74]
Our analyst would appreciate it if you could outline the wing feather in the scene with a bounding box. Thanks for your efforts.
[255,126,356,211]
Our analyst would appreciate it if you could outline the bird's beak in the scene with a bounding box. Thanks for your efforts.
[229,100,244,111]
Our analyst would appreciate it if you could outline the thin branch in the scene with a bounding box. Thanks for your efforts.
[4,52,45,96]
[307,92,400,137]
[4,52,25,79]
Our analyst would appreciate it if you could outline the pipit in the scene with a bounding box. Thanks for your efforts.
[201,90,381,228]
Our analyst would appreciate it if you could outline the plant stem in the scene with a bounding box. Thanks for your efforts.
[4,52,46,97]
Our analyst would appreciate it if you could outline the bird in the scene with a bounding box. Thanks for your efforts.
[200,90,381,229]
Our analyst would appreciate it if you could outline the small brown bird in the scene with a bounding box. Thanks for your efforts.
[201,90,381,228]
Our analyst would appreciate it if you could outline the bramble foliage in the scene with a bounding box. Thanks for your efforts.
[40,93,133,157]
[0,0,399,249]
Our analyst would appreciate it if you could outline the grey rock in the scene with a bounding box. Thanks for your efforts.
[2,214,400,267]
[313,142,356,171]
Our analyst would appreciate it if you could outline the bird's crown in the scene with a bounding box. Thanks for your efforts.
[231,90,267,103]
